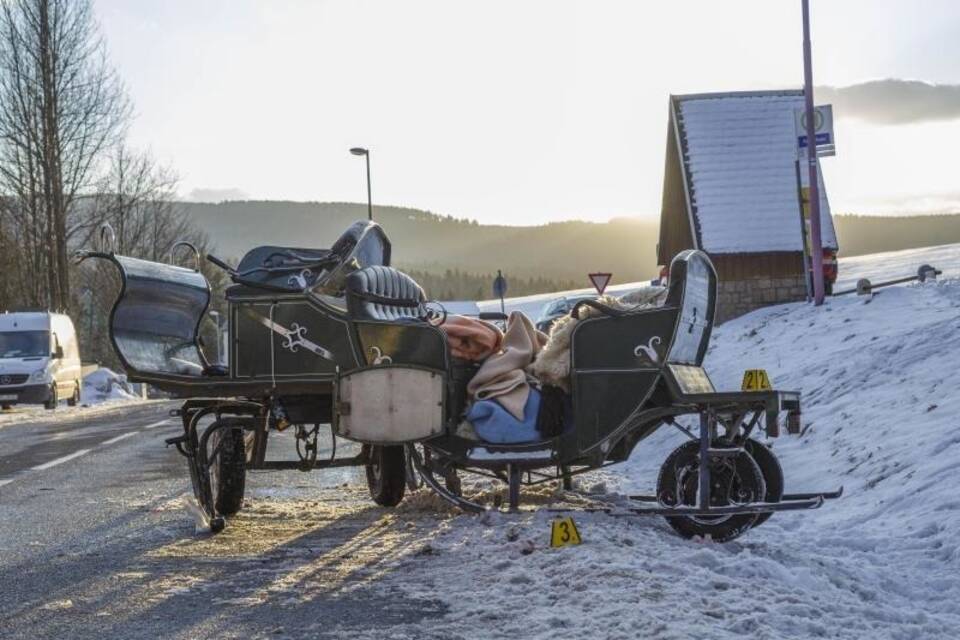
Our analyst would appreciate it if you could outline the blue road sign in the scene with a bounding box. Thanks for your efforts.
[798,132,832,148]
[493,271,508,299]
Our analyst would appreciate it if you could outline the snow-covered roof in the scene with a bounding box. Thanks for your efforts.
[677,90,838,254]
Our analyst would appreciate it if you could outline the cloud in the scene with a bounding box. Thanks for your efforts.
[816,79,960,125]
[185,187,248,202]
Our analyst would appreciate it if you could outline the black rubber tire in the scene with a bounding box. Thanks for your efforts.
[210,427,247,516]
[743,439,784,526]
[1,404,10,410]
[43,385,57,410]
[66,383,80,407]
[657,440,765,543]
[364,444,406,507]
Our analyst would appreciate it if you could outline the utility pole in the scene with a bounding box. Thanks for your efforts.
[802,0,825,305]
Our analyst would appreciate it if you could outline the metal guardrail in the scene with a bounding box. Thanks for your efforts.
[833,264,941,297]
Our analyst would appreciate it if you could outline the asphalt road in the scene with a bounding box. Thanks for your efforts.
[0,401,448,639]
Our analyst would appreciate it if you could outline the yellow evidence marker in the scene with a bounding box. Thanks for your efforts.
[741,369,772,392]
[550,515,582,548]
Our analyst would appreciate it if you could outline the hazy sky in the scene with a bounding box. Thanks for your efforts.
[95,0,960,225]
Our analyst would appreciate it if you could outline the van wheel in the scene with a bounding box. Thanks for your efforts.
[67,383,80,407]
[1,404,10,411]
[44,385,58,410]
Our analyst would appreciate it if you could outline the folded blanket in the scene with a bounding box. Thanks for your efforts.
[467,311,547,420]
[436,314,503,361]
[467,388,542,444]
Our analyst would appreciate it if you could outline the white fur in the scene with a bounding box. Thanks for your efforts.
[527,288,667,392]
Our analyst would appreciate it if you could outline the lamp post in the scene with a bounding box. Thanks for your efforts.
[349,147,373,221]
[801,0,825,305]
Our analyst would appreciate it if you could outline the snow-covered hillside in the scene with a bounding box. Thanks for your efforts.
[469,241,960,320]
[372,250,960,639]
[835,242,960,291]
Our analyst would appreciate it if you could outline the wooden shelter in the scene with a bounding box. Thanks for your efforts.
[658,90,839,322]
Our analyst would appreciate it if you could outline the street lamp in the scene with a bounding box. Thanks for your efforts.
[350,147,373,221]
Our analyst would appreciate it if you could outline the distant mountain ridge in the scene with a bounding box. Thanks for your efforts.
[184,201,960,289]
[183,201,662,284]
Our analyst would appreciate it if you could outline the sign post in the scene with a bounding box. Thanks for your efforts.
[801,0,825,306]
[492,270,508,315]
[795,104,835,157]
[588,272,612,296]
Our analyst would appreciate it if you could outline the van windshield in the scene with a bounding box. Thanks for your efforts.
[0,331,49,358]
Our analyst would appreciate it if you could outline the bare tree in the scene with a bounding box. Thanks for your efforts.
[0,0,128,310]
[73,146,225,365]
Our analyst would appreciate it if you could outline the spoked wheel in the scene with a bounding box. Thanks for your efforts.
[657,440,765,542]
[743,439,784,526]
[363,444,406,507]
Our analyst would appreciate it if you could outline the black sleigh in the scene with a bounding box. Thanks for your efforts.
[79,220,839,541]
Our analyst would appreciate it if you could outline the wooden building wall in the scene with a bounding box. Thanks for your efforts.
[711,252,807,322]
[657,100,696,266]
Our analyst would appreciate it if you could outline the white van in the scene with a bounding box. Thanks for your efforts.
[0,312,82,410]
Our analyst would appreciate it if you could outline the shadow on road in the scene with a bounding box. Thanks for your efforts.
[0,482,451,639]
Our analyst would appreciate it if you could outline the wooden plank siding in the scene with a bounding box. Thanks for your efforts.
[710,252,804,281]
[657,99,696,265]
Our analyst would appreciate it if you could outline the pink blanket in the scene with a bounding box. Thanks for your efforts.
[436,315,503,361]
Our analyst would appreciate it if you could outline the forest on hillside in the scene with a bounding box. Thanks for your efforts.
[186,201,960,299]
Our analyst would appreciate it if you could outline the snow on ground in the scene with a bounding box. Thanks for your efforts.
[82,367,140,404]
[358,263,960,638]
[466,241,960,321]
[475,281,658,318]
[0,367,146,426]
[835,242,960,291]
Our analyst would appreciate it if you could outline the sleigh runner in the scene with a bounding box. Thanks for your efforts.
[78,220,840,541]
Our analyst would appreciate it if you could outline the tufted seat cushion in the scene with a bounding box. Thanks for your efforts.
[345,266,426,321]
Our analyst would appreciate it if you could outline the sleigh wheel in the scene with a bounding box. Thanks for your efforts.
[364,444,406,507]
[743,439,784,526]
[656,440,765,542]
[209,426,247,516]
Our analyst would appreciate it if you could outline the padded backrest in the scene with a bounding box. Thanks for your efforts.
[345,266,425,321]
[665,249,717,366]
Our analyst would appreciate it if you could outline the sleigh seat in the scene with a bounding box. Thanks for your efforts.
[345,266,427,321]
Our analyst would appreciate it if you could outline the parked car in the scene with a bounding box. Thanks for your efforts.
[0,312,82,410]
[535,294,597,333]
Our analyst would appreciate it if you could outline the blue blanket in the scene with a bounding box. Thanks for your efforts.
[467,389,542,444]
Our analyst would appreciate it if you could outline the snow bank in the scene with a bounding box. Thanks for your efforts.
[466,241,960,322]
[835,242,960,291]
[377,275,960,639]
[0,367,147,426]
[82,367,139,404]
[475,281,658,318]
